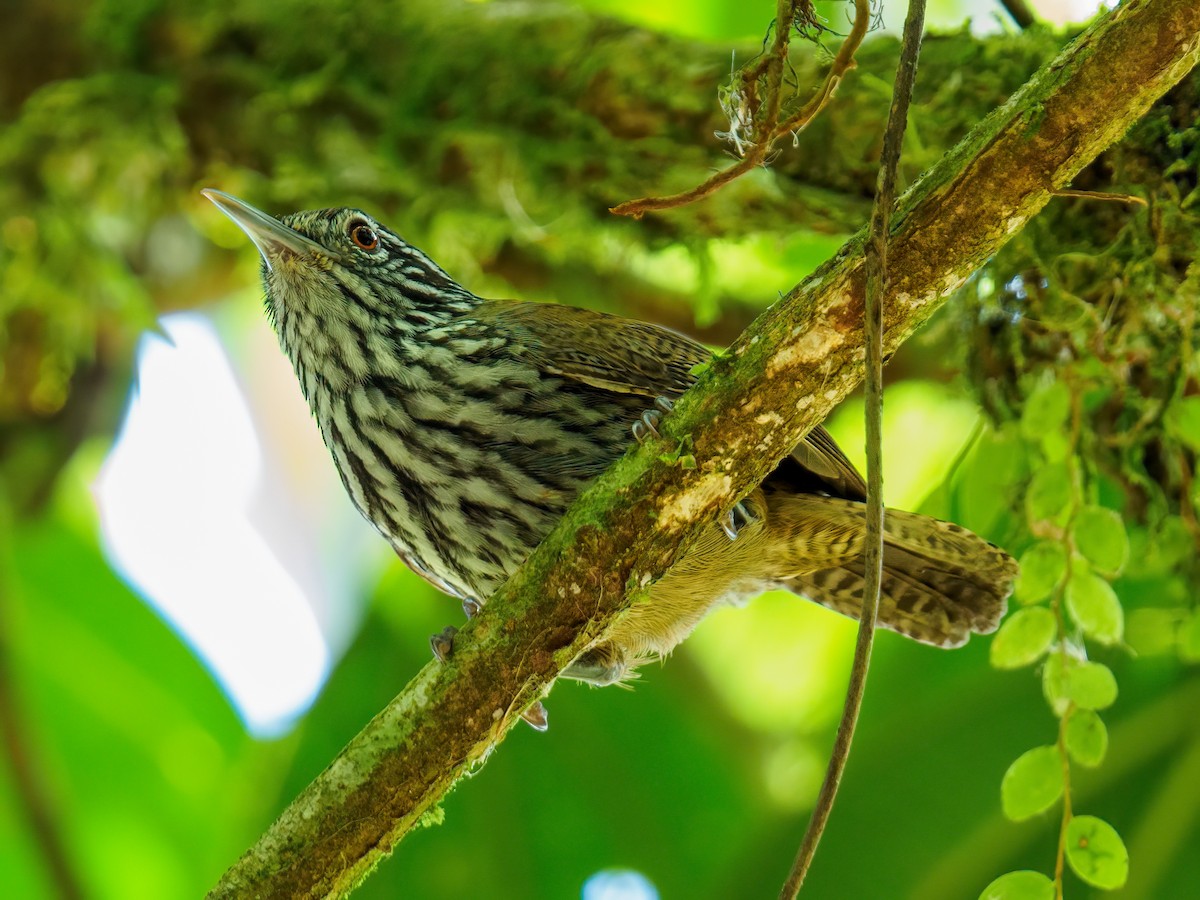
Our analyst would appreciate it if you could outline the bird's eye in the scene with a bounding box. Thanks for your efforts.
[349,221,379,251]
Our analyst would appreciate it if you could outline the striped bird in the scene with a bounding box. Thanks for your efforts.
[204,189,1017,695]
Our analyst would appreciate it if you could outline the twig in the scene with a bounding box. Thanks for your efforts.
[610,0,871,218]
[771,0,872,139]
[999,0,1037,29]
[609,0,794,219]
[1054,704,1077,897]
[1053,188,1149,206]
[778,0,926,895]
[1049,384,1085,898]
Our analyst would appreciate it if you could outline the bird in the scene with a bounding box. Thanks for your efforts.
[202,188,1017,704]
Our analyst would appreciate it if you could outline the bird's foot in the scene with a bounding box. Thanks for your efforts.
[631,397,675,443]
[429,625,458,663]
[522,701,549,732]
[430,612,548,732]
[430,597,480,662]
[719,498,759,541]
[563,644,630,687]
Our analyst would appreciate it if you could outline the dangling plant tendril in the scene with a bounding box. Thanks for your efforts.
[611,0,875,219]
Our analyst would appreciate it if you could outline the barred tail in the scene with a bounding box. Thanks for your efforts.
[769,496,1017,648]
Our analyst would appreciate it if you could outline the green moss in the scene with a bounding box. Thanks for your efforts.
[956,68,1200,596]
[416,804,445,830]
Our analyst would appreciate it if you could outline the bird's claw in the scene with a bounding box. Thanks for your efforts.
[631,397,675,444]
[720,500,757,541]
[631,411,661,443]
[430,625,458,662]
[522,701,549,732]
[432,611,548,732]
[432,598,480,661]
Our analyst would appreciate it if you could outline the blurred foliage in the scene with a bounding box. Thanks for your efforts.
[2,0,1199,899]
[949,75,1200,893]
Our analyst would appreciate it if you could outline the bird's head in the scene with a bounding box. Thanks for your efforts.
[201,189,474,330]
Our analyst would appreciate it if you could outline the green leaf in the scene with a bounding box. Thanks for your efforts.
[1166,396,1200,452]
[1065,815,1129,889]
[1001,746,1064,821]
[991,608,1057,669]
[1025,461,1074,526]
[1065,710,1108,766]
[1066,661,1118,710]
[1021,380,1071,441]
[7,516,264,898]
[1065,568,1124,645]
[1014,542,1068,605]
[1039,429,1071,463]
[1071,506,1129,576]
[1042,653,1071,716]
[979,870,1055,900]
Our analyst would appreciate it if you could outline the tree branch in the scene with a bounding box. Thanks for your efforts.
[208,2,1200,896]
[999,0,1037,30]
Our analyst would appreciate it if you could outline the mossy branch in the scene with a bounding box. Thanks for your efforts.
[208,2,1200,897]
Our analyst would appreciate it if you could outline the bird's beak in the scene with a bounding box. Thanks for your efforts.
[201,189,327,271]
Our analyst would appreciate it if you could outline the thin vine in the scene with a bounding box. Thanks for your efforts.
[779,0,925,895]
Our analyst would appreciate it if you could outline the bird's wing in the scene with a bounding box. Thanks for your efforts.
[467,300,704,398]
[467,300,867,501]
[786,424,868,501]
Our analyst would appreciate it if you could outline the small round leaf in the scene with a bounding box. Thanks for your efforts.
[1065,815,1129,889]
[1071,506,1129,576]
[1065,568,1124,645]
[1064,710,1108,767]
[1039,429,1071,463]
[1066,661,1118,710]
[991,608,1057,669]
[1014,542,1068,605]
[1001,746,1064,822]
[1025,462,1074,526]
[1042,653,1071,716]
[979,870,1054,900]
[1021,381,1071,440]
